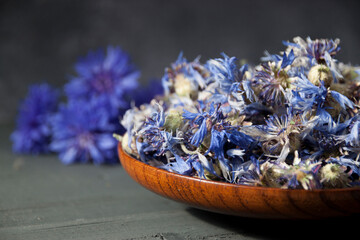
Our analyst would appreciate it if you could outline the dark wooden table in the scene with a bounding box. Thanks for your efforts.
[0,124,358,240]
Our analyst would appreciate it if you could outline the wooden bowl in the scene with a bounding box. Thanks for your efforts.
[118,143,360,219]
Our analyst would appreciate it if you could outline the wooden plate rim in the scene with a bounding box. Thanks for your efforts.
[118,143,360,194]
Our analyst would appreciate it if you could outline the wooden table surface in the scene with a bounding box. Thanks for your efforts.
[0,124,358,240]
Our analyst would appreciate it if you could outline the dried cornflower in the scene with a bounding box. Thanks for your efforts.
[118,37,360,189]
[320,163,350,188]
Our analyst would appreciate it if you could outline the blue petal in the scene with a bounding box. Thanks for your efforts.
[192,161,205,179]
[168,154,192,175]
[182,109,199,120]
[330,90,354,109]
[190,119,208,147]
[282,40,300,48]
[281,49,295,69]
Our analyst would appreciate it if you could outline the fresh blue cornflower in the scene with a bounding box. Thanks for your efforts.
[50,97,118,165]
[11,84,59,154]
[65,46,140,115]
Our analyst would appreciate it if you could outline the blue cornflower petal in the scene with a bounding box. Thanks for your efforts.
[207,129,226,159]
[225,130,254,150]
[191,160,205,179]
[315,108,333,124]
[329,157,360,175]
[136,139,149,162]
[291,74,328,114]
[242,80,257,102]
[50,97,117,164]
[165,154,192,175]
[190,119,208,147]
[97,134,118,150]
[260,51,282,62]
[182,109,199,121]
[162,52,208,95]
[330,90,354,109]
[282,40,300,48]
[132,79,164,106]
[206,53,239,93]
[281,49,295,69]
[61,146,78,165]
[11,83,59,154]
[348,121,360,146]
[207,129,233,181]
[65,46,140,115]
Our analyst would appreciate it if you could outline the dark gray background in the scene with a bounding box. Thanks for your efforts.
[1,0,360,124]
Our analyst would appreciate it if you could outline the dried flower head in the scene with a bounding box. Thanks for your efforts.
[320,163,350,188]
[118,37,360,189]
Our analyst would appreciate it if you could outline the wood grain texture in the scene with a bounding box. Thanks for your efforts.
[118,143,360,219]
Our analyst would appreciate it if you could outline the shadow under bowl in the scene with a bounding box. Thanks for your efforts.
[118,143,360,219]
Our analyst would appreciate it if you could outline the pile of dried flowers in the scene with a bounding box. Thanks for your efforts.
[119,37,360,189]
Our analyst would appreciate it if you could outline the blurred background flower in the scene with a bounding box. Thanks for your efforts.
[11,83,59,154]
[50,98,118,165]
[65,46,140,114]
[10,46,162,164]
